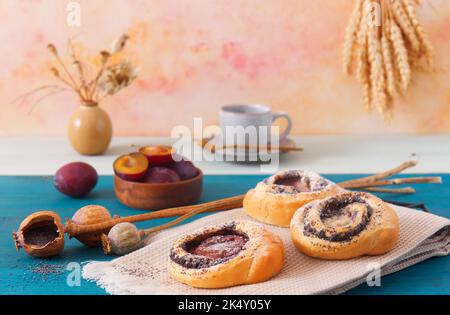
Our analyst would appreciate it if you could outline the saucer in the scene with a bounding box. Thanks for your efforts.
[199,136,298,164]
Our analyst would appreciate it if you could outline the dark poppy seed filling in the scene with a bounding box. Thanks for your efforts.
[23,222,59,247]
[170,225,249,269]
[267,171,330,194]
[303,195,373,242]
[274,177,311,192]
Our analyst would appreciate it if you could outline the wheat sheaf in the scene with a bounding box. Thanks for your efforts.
[343,0,434,121]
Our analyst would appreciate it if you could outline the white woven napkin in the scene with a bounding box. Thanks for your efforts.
[83,206,450,295]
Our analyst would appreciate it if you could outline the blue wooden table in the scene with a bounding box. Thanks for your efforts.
[1,174,449,295]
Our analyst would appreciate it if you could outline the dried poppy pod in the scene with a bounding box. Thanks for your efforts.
[100,198,246,256]
[101,222,143,256]
[13,211,65,258]
[69,205,113,247]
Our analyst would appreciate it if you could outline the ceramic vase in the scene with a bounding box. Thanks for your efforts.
[67,102,112,155]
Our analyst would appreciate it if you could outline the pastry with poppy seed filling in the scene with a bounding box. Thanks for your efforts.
[168,221,284,288]
[290,192,399,260]
[244,170,344,227]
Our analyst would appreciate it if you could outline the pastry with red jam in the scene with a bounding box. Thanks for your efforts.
[168,221,284,288]
[290,191,399,260]
[244,170,344,227]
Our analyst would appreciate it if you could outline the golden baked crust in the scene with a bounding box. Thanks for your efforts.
[168,220,284,288]
[290,192,399,260]
[244,170,344,227]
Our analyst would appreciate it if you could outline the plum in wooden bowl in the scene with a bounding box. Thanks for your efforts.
[139,145,175,166]
[113,150,203,210]
[113,153,149,182]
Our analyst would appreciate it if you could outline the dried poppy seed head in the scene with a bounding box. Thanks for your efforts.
[102,222,142,256]
[50,67,60,77]
[100,50,111,63]
[111,34,129,54]
[47,44,58,55]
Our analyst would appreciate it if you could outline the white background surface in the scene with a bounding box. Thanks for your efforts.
[0,135,449,175]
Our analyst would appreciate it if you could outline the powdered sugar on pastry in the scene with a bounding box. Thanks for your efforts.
[244,170,344,227]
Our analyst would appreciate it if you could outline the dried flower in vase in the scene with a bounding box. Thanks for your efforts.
[111,34,130,54]
[100,61,139,96]
[14,33,140,155]
[343,0,435,121]
[17,33,138,108]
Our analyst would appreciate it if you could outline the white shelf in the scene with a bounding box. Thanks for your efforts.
[1,135,449,175]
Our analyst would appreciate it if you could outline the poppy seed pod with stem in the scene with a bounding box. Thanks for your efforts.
[102,203,216,256]
[69,205,113,246]
[65,195,245,240]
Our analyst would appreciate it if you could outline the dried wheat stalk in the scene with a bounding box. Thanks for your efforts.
[343,0,434,121]
[343,0,364,75]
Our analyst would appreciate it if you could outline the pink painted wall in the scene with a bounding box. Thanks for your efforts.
[0,0,449,136]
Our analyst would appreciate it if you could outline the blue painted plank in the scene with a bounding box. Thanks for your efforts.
[0,174,448,295]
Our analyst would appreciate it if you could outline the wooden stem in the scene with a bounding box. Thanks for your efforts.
[69,39,89,100]
[139,202,214,237]
[12,85,64,105]
[359,186,416,194]
[88,55,109,100]
[341,176,441,189]
[338,158,417,187]
[53,55,84,100]
[64,194,244,237]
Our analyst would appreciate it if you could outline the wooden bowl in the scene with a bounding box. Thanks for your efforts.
[114,169,203,210]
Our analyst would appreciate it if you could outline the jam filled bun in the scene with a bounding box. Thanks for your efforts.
[168,221,284,288]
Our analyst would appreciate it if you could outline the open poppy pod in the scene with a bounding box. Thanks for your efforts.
[13,211,65,258]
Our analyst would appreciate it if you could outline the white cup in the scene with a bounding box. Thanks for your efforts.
[219,104,292,146]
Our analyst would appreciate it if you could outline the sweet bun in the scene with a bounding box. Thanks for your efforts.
[168,220,284,288]
[244,170,344,227]
[290,191,399,260]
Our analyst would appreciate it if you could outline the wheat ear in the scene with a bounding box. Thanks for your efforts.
[390,0,421,53]
[367,24,387,115]
[381,31,396,98]
[390,21,411,92]
[401,0,434,69]
[359,34,372,111]
[355,2,371,110]
[343,0,364,75]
